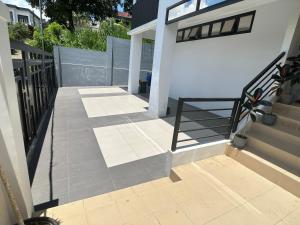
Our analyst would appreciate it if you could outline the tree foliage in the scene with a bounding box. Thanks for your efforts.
[26,0,120,31]
[8,23,32,41]
[28,19,130,52]
[123,0,133,15]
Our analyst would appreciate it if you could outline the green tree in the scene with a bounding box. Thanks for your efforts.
[123,0,133,15]
[26,0,120,31]
[28,19,130,52]
[8,23,32,42]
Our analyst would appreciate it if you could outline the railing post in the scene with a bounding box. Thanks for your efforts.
[232,93,245,132]
[171,98,184,152]
[227,99,240,137]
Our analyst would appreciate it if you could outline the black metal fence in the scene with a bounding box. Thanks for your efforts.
[132,0,159,29]
[232,52,286,132]
[170,52,286,151]
[171,98,240,151]
[11,41,57,155]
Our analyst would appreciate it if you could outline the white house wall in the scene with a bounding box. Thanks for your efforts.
[169,0,300,107]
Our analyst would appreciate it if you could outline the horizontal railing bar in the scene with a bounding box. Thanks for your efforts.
[177,132,230,143]
[181,98,240,102]
[182,108,233,112]
[248,67,277,93]
[181,117,232,123]
[179,125,230,133]
[243,52,285,91]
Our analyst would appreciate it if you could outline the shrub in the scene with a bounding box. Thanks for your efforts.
[8,23,32,42]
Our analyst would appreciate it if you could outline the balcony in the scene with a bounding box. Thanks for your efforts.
[131,0,159,29]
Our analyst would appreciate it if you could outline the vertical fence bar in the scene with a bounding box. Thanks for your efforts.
[227,99,240,138]
[171,98,184,152]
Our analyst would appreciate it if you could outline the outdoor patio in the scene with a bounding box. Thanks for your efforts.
[31,86,230,208]
[40,155,300,225]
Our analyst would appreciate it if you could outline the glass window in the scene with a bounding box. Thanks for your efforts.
[201,25,210,38]
[238,15,253,32]
[221,19,235,33]
[183,29,191,40]
[189,27,199,39]
[18,15,29,24]
[199,0,227,10]
[211,22,222,36]
[168,0,198,21]
[9,11,14,22]
[177,31,184,42]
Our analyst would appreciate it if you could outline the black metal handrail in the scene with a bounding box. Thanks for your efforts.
[232,52,286,132]
[171,98,240,151]
[11,40,57,155]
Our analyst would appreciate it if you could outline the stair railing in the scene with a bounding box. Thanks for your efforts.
[171,52,286,151]
[232,52,286,132]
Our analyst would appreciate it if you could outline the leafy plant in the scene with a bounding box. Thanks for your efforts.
[270,56,300,96]
[8,23,32,42]
[242,88,272,122]
[28,19,130,52]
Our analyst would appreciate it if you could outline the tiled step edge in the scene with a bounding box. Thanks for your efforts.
[225,144,300,198]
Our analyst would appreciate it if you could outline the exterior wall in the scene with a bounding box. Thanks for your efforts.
[169,0,300,103]
[6,5,39,26]
[54,36,154,87]
[0,2,33,224]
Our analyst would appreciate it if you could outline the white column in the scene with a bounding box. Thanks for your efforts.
[0,2,33,224]
[148,1,178,117]
[128,34,143,94]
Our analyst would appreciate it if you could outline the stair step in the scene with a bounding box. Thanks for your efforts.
[273,102,300,121]
[246,138,300,176]
[225,145,300,198]
[248,122,300,157]
[275,114,300,138]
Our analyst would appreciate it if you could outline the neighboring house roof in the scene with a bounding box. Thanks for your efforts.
[117,12,132,20]
[5,3,40,20]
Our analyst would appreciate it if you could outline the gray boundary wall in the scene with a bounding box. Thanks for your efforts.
[53,36,154,87]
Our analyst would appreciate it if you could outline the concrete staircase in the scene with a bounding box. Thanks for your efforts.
[226,102,300,197]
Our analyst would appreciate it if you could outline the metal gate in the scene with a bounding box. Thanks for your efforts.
[11,41,57,154]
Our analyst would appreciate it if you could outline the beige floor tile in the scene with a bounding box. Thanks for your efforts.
[78,87,126,95]
[52,201,88,225]
[116,194,150,218]
[52,200,85,220]
[249,187,300,221]
[131,181,157,196]
[58,215,88,225]
[155,208,194,225]
[122,214,160,225]
[110,187,135,200]
[205,205,275,225]
[151,177,174,189]
[139,189,178,213]
[282,206,300,225]
[86,204,124,225]
[83,194,115,211]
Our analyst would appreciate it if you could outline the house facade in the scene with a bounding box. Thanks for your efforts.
[128,0,300,117]
[6,3,40,26]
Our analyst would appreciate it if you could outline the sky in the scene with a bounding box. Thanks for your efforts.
[2,0,124,19]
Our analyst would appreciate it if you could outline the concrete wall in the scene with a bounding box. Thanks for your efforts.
[0,3,33,224]
[168,0,300,108]
[54,36,154,87]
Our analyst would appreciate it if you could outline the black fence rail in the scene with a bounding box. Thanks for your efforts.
[171,98,240,151]
[132,0,159,29]
[232,52,286,132]
[11,41,57,155]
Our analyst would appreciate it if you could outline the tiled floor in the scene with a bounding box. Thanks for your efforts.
[31,86,230,208]
[42,155,300,225]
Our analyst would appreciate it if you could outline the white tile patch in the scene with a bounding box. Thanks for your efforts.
[78,87,127,95]
[93,121,168,167]
[81,95,148,118]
